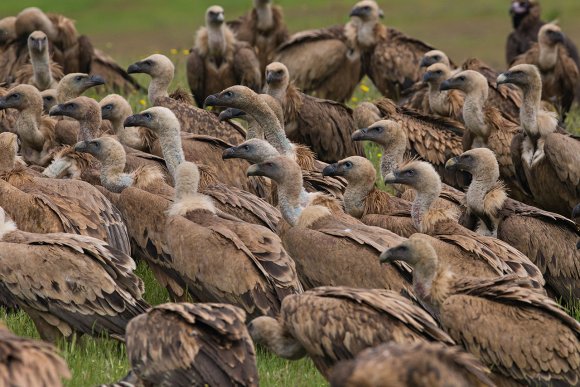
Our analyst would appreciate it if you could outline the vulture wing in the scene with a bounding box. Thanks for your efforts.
[185,48,206,108]
[233,42,262,93]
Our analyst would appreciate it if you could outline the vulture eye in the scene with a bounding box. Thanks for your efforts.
[405,169,416,177]
[65,103,75,109]
[144,60,152,66]
[224,91,234,98]
[44,96,54,101]
[8,93,19,100]
[434,55,441,60]
[93,142,101,149]
[363,6,371,11]
[243,145,250,151]
[344,161,353,168]
[143,113,152,119]
[398,245,408,252]
[436,70,442,74]
[458,76,466,81]
[103,104,113,110]
[266,162,273,167]
[75,76,83,81]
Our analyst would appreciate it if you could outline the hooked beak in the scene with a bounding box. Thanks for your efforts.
[246,164,262,177]
[549,30,565,44]
[422,72,436,83]
[0,96,8,110]
[204,94,219,108]
[219,108,245,122]
[349,7,366,18]
[124,114,143,127]
[445,157,459,170]
[420,56,436,68]
[127,62,142,74]
[73,141,89,153]
[439,79,453,91]
[383,171,399,185]
[322,163,340,177]
[496,72,510,85]
[86,75,105,87]
[48,104,66,116]
[222,147,238,160]
[379,248,396,264]
[351,128,369,142]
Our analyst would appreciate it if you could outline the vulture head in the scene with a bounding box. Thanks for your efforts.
[218,108,246,122]
[127,54,175,80]
[0,84,42,112]
[0,17,16,45]
[445,148,500,183]
[265,62,290,90]
[380,234,438,276]
[0,132,19,172]
[440,70,487,96]
[423,63,452,85]
[510,1,540,29]
[322,156,376,187]
[538,23,565,47]
[74,137,121,163]
[384,160,441,194]
[204,85,259,111]
[15,7,56,42]
[497,63,540,91]
[223,139,279,164]
[100,94,132,123]
[124,106,179,135]
[49,96,100,123]
[206,5,225,27]
[247,155,301,184]
[56,73,105,102]
[40,89,57,114]
[420,50,451,68]
[248,316,306,360]
[352,119,405,147]
[349,0,384,22]
[27,30,48,57]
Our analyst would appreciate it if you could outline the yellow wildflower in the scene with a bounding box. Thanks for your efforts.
[351,97,359,103]
[170,48,178,55]
[377,153,382,158]
[183,49,190,55]
[139,99,146,106]
[360,84,370,93]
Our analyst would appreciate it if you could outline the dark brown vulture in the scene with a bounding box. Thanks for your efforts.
[227,0,289,74]
[186,6,261,108]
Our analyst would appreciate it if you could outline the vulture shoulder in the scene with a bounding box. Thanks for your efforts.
[358,188,416,237]
[329,342,494,387]
[185,48,205,108]
[233,41,262,93]
[0,325,71,386]
[13,60,64,89]
[444,275,580,386]
[126,302,258,387]
[544,132,580,198]
[0,230,148,341]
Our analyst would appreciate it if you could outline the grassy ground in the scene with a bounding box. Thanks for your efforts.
[0,1,579,386]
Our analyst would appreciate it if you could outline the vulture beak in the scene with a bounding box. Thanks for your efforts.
[351,128,370,141]
[548,30,565,44]
[222,147,239,160]
[127,62,142,74]
[124,114,145,127]
[0,96,9,110]
[496,72,510,85]
[204,94,219,108]
[422,71,436,82]
[30,38,43,53]
[384,171,402,185]
[246,164,263,177]
[86,75,105,87]
[439,79,454,91]
[211,12,225,23]
[73,141,90,153]
[218,108,245,122]
[420,57,436,68]
[445,157,459,170]
[349,6,367,18]
[322,163,340,177]
[379,246,400,264]
[49,103,68,117]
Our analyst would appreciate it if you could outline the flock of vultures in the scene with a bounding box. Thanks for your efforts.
[0,0,579,386]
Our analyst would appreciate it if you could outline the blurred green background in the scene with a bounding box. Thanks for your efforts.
[1,0,579,69]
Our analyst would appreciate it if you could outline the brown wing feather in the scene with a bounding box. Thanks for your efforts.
[233,42,262,92]
[91,48,143,93]
[186,49,206,108]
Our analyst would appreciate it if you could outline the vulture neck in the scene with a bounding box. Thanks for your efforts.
[276,170,304,226]
[411,180,441,231]
[207,24,227,58]
[0,151,16,173]
[379,137,406,179]
[15,106,45,151]
[466,167,500,217]
[538,44,558,71]
[343,172,375,219]
[351,19,379,49]
[519,82,542,137]
[462,87,490,142]
[413,256,451,308]
[255,2,274,31]
[78,115,102,142]
[30,49,53,90]
[428,82,451,116]
[254,317,306,360]
[148,72,171,105]
[100,151,133,193]
[245,115,264,140]
[56,85,79,104]
[249,100,294,156]
[155,121,185,179]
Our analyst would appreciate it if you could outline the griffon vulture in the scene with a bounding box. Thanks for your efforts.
[249,287,453,378]
[329,342,494,387]
[497,64,580,216]
[0,207,148,342]
[13,31,63,90]
[127,54,245,145]
[446,148,580,303]
[264,62,363,163]
[122,303,258,387]
[511,23,579,118]
[227,0,289,73]
[187,6,261,107]
[381,235,580,386]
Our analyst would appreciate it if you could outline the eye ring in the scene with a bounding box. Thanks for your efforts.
[344,161,353,168]
[75,76,83,81]
[224,91,233,98]
[144,113,152,119]
[243,145,250,151]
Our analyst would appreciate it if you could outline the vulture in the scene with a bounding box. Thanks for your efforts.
[446,148,580,303]
[511,23,579,118]
[0,324,71,386]
[329,342,494,387]
[124,106,268,199]
[0,7,141,92]
[506,0,579,69]
[440,70,531,203]
[0,131,131,255]
[0,207,148,342]
[13,30,63,90]
[41,88,57,114]
[0,84,57,166]
[186,6,261,107]
[127,54,246,145]
[227,0,289,74]
[122,303,258,387]
[247,155,414,293]
[422,63,464,122]
[497,64,580,216]
[75,135,280,232]
[263,62,363,163]
[163,161,303,318]
[0,16,16,47]
[381,234,580,386]
[249,287,454,379]
[384,160,544,283]
[350,118,467,201]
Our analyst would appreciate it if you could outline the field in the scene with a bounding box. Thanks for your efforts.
[1,1,580,386]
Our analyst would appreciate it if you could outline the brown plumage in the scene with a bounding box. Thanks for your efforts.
[264,62,363,163]
[511,23,579,118]
[330,342,494,387]
[0,16,16,47]
[381,234,580,386]
[498,64,580,216]
[13,30,63,90]
[446,148,580,303]
[228,0,289,73]
[247,155,414,293]
[127,54,246,145]
[124,303,258,386]
[163,161,302,318]
[0,131,130,255]
[0,324,71,386]
[40,88,57,114]
[441,69,532,203]
[422,63,464,121]
[385,160,544,284]
[0,207,148,342]
[249,286,454,379]
[187,6,261,108]
[0,84,57,167]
